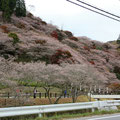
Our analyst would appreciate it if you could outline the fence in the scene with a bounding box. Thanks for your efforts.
[0,92,70,99]
[0,100,120,118]
[0,91,119,99]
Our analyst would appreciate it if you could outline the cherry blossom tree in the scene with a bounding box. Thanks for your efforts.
[7,62,65,104]
[59,64,106,102]
[0,57,17,87]
[0,57,107,104]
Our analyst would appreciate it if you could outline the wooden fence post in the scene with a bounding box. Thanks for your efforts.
[45,93,47,98]
[39,93,41,98]
[7,92,9,98]
[50,93,52,98]
[55,93,57,98]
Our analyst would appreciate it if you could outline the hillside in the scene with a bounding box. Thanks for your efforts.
[0,12,120,86]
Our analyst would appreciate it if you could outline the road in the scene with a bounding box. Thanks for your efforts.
[66,113,120,120]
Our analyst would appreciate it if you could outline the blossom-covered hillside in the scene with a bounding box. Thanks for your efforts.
[0,12,120,85]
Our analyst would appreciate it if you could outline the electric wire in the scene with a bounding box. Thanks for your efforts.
[66,0,120,22]
[75,0,120,19]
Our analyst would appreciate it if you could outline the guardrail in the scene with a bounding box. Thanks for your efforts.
[91,95,120,99]
[0,100,120,118]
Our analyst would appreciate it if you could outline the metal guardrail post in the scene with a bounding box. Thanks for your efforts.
[45,93,47,98]
[7,93,9,98]
[39,93,41,98]
[38,113,42,117]
[55,93,57,98]
[92,108,95,112]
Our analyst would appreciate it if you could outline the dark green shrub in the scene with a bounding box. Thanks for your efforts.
[114,66,120,73]
[35,55,50,64]
[69,36,78,41]
[15,53,33,62]
[27,12,33,18]
[64,30,73,37]
[0,83,7,89]
[1,0,17,22]
[117,40,120,44]
[57,29,65,41]
[113,66,120,80]
[2,0,11,22]
[41,21,47,25]
[116,73,120,80]
[8,32,20,45]
[96,46,103,50]
[0,0,2,11]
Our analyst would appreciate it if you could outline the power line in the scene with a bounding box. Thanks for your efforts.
[66,0,120,22]
[76,0,120,19]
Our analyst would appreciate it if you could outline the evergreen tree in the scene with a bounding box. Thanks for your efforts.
[15,0,26,17]
[9,0,16,14]
[1,0,26,22]
[21,0,26,17]
[2,0,11,22]
[0,0,2,11]
[15,0,21,17]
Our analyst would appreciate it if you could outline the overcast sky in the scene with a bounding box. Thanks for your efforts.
[25,0,120,42]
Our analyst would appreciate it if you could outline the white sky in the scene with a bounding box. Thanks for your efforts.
[25,0,120,42]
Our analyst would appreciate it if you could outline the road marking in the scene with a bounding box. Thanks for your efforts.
[88,114,120,120]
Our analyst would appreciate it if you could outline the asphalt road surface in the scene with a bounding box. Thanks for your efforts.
[66,113,120,120]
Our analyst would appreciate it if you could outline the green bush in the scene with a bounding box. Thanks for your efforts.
[57,30,65,41]
[69,36,78,41]
[96,46,103,50]
[116,73,120,80]
[15,53,33,62]
[8,32,20,45]
[0,83,7,89]
[117,40,120,44]
[64,30,73,37]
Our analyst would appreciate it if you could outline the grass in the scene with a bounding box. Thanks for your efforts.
[7,109,120,120]
[0,95,94,107]
[32,95,94,105]
[37,110,120,120]
[36,110,120,120]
